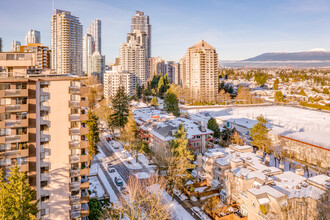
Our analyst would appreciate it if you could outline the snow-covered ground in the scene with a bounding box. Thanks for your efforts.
[148,184,194,220]
[88,176,106,199]
[188,106,330,133]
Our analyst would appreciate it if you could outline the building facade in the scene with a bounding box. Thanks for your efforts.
[51,9,83,75]
[88,51,105,83]
[0,37,3,52]
[87,19,101,54]
[120,40,147,86]
[19,43,51,69]
[11,41,21,52]
[0,74,90,220]
[181,40,219,102]
[82,34,93,75]
[103,66,136,100]
[25,30,41,45]
[131,11,151,58]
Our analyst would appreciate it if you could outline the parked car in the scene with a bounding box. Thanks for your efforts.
[106,136,111,142]
[109,167,116,173]
[106,162,113,168]
[115,177,123,186]
[120,186,128,195]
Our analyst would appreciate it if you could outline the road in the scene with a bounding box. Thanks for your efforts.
[97,134,201,220]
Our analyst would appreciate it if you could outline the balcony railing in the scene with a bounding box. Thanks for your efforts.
[69,101,80,108]
[5,90,21,97]
[70,155,80,163]
[70,182,80,191]
[5,135,21,143]
[6,105,20,112]
[70,210,80,219]
[70,169,80,177]
[70,195,80,204]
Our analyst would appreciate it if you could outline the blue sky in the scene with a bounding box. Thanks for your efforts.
[1,0,330,63]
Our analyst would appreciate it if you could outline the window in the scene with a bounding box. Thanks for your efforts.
[251,201,256,208]
[0,98,11,105]
[41,181,48,188]
[16,83,27,89]
[6,54,15,60]
[41,208,49,216]
[0,159,10,166]
[41,166,49,173]
[0,113,11,120]
[0,83,10,90]
[16,54,25,60]
[17,157,27,165]
[41,195,49,202]
[16,127,27,135]
[0,144,11,152]
[16,112,27,120]
[71,108,79,115]
[16,97,27,104]
[0,128,10,136]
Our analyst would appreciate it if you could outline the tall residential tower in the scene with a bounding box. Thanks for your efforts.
[51,9,83,75]
[25,30,41,45]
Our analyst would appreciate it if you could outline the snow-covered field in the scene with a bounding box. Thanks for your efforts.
[188,106,330,133]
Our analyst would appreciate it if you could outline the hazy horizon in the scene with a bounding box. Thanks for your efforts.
[1,0,330,64]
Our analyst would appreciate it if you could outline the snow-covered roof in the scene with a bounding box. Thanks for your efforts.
[307,175,330,187]
[204,148,225,158]
[230,144,253,152]
[283,131,330,150]
[223,117,258,129]
[248,185,285,199]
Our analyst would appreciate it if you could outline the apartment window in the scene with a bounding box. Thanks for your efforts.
[41,181,48,188]
[41,195,49,202]
[0,128,10,136]
[41,208,49,216]
[40,95,49,102]
[0,113,11,120]
[6,54,15,60]
[0,83,10,90]
[16,54,25,60]
[16,112,27,120]
[16,127,27,135]
[71,108,79,115]
[0,98,11,105]
[70,95,80,101]
[0,143,11,152]
[0,159,11,166]
[251,201,256,208]
[16,83,27,89]
[41,166,49,173]
[16,97,27,104]
[17,157,27,165]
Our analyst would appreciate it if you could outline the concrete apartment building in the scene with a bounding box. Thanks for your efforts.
[180,40,219,102]
[131,11,151,58]
[87,19,101,54]
[149,56,166,76]
[0,37,3,52]
[198,145,329,220]
[0,53,90,219]
[20,43,51,69]
[88,51,105,83]
[83,34,93,75]
[103,66,136,100]
[25,30,41,45]
[51,9,83,75]
[11,41,21,52]
[0,52,39,76]
[120,39,147,86]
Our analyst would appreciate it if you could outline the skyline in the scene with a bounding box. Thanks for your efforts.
[1,0,330,64]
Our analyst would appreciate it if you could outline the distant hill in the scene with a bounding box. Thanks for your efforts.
[244,50,330,62]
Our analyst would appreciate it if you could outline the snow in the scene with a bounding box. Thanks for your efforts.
[194,186,207,193]
[188,106,330,133]
[308,175,330,186]
[190,196,197,202]
[191,207,212,220]
[284,131,330,149]
[97,164,119,204]
[134,172,150,179]
[88,176,106,199]
[258,197,270,205]
[148,184,194,220]
[248,185,285,198]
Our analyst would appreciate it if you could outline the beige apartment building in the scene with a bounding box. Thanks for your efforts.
[51,9,83,75]
[180,40,219,102]
[0,55,90,219]
[120,39,148,86]
[20,43,51,69]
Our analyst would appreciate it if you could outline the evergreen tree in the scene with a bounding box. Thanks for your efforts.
[120,111,141,162]
[274,90,284,102]
[164,91,180,116]
[249,115,272,153]
[89,198,103,220]
[166,123,195,199]
[273,78,279,90]
[231,130,243,145]
[157,76,165,96]
[86,110,100,160]
[0,166,39,219]
[207,117,220,138]
[299,89,307,96]
[150,97,158,107]
[109,86,129,130]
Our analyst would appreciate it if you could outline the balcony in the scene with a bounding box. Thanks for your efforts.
[40,158,50,167]
[69,101,80,108]
[69,114,80,121]
[70,210,80,219]
[69,87,80,94]
[40,116,49,125]
[5,119,28,128]
[80,179,89,190]
[80,167,89,176]
[69,140,80,149]
[80,140,88,148]
[5,135,28,143]
[80,154,89,163]
[20,163,29,172]
[81,191,89,203]
[41,173,50,181]
[5,104,28,112]
[70,182,80,191]
[69,128,80,135]
[41,130,50,137]
[4,89,28,97]
[70,155,80,164]
[80,127,88,135]
[69,195,81,204]
[70,169,80,177]
[80,114,88,121]
[40,101,50,111]
[40,87,49,95]
[80,100,88,108]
